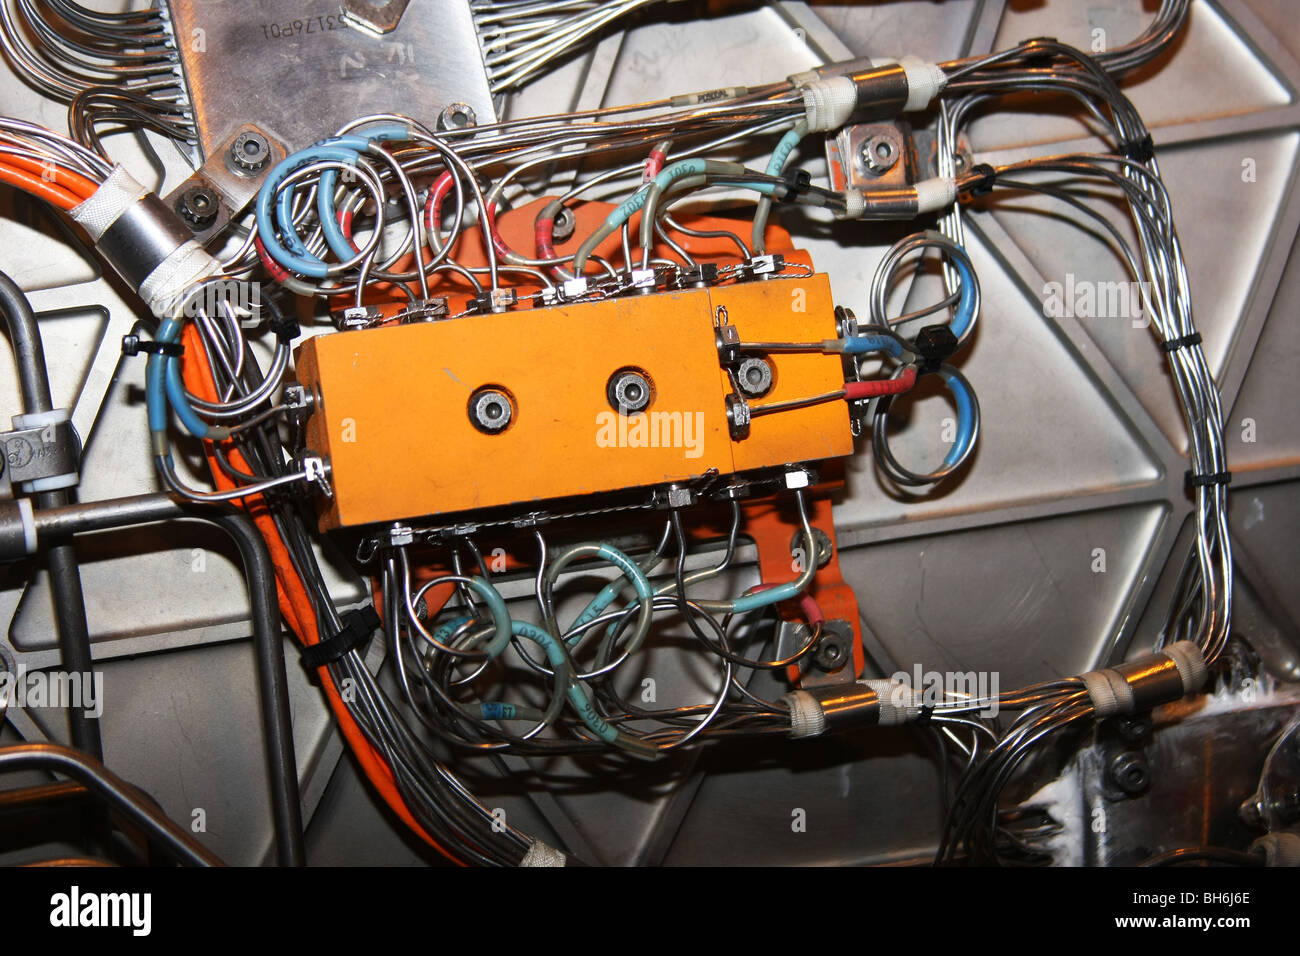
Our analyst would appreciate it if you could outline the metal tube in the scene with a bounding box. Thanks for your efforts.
[31,493,183,537]
[208,511,306,867]
[0,743,225,866]
[9,492,305,866]
[0,269,101,760]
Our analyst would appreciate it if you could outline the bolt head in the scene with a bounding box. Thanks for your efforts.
[736,357,774,397]
[230,131,271,173]
[470,389,513,433]
[861,134,900,176]
[609,371,652,413]
[438,103,477,132]
[176,186,219,229]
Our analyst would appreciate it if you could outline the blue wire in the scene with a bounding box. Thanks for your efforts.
[842,333,906,358]
[948,253,977,340]
[256,125,409,278]
[939,367,976,468]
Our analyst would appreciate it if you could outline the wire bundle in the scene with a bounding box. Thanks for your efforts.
[0,0,1229,867]
[0,0,195,157]
[473,0,667,93]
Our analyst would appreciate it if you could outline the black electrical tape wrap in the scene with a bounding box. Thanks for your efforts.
[1185,470,1232,488]
[1161,332,1202,353]
[300,605,381,670]
[969,163,997,197]
[1120,134,1155,163]
[121,334,183,357]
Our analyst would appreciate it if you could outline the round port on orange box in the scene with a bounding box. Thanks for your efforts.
[468,386,515,433]
[607,367,654,414]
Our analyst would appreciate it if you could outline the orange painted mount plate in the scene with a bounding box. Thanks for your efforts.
[295,274,854,529]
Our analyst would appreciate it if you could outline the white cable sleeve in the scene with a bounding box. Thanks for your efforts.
[861,679,920,726]
[138,241,221,318]
[1251,832,1300,867]
[11,408,69,430]
[70,164,149,241]
[837,190,865,220]
[1081,667,1134,717]
[1163,640,1208,694]
[783,690,826,738]
[914,177,957,214]
[520,839,567,866]
[800,76,858,132]
[899,55,947,111]
[16,498,36,555]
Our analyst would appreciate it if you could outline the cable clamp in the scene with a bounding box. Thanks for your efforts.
[121,335,183,357]
[1160,331,1201,353]
[968,162,997,197]
[300,605,380,670]
[1120,134,1155,163]
[1185,469,1231,489]
[1078,640,1207,716]
[3,410,81,494]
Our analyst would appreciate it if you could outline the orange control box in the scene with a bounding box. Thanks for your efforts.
[294,274,854,529]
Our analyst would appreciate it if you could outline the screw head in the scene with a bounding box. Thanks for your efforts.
[230,131,271,173]
[551,206,576,243]
[860,134,900,176]
[608,370,652,413]
[469,388,513,433]
[736,357,774,397]
[438,103,477,132]
[812,629,851,672]
[1109,751,1151,796]
[176,186,219,229]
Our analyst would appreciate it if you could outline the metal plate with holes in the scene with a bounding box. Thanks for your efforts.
[166,0,497,156]
[0,0,1297,866]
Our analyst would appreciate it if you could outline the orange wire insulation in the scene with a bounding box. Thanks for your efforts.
[179,323,465,865]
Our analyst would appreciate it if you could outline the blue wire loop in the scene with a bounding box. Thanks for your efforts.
[255,124,410,279]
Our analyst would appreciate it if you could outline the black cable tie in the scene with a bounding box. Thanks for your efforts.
[1120,134,1155,163]
[121,334,183,358]
[1161,332,1202,353]
[780,169,812,202]
[270,313,301,342]
[300,605,381,670]
[915,705,934,727]
[1185,470,1232,489]
[969,163,997,197]
[912,323,959,376]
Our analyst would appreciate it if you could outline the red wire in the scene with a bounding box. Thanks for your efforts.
[844,366,918,401]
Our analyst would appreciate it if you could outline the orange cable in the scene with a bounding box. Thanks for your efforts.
[0,163,81,210]
[178,323,465,865]
[0,153,99,200]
